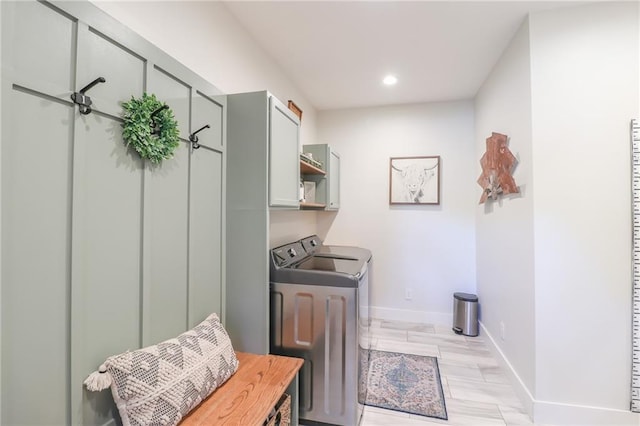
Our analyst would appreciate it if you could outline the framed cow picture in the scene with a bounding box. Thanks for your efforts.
[389,156,441,205]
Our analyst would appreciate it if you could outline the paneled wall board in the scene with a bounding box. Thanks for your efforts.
[1,1,226,424]
[151,65,192,140]
[79,24,147,118]
[188,93,226,328]
[192,91,225,149]
[189,147,224,327]
[141,64,193,346]
[142,142,191,346]
[71,111,145,425]
[2,0,76,96]
[1,87,74,425]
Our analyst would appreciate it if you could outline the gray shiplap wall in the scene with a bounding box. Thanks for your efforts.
[1,1,226,424]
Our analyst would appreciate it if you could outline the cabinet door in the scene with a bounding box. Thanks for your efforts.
[329,150,340,210]
[269,96,300,208]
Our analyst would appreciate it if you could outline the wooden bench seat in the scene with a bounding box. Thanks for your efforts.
[180,352,303,426]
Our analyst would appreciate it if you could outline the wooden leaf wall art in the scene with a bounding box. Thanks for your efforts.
[477,132,519,203]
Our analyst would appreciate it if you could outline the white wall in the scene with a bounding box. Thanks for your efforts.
[474,18,536,409]
[478,2,640,424]
[318,102,476,323]
[90,1,318,245]
[530,2,639,422]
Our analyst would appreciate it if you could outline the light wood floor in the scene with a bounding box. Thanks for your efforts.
[361,319,536,426]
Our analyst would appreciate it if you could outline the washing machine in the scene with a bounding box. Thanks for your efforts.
[270,235,371,425]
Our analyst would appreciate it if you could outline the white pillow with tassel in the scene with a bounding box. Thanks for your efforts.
[85,313,239,426]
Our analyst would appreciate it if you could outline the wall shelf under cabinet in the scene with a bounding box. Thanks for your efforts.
[300,160,326,175]
[300,202,326,209]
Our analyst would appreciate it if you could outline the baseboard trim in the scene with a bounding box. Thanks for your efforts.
[479,321,535,417]
[479,322,640,426]
[370,306,452,326]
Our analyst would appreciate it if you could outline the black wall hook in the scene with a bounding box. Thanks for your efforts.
[189,125,210,150]
[71,77,106,115]
[150,104,169,134]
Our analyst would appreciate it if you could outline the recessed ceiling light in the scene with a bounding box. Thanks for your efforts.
[383,75,398,86]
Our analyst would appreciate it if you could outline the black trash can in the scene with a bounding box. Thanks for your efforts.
[452,292,479,337]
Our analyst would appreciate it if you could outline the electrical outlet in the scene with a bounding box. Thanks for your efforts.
[500,321,506,341]
[405,288,412,300]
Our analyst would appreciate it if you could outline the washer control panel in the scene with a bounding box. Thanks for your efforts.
[300,235,322,255]
[272,242,307,268]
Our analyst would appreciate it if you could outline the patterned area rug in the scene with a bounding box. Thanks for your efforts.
[360,349,448,420]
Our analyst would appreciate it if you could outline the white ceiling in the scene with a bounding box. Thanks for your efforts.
[223,1,586,111]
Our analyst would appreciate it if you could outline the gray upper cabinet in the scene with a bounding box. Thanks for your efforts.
[303,144,341,211]
[269,96,301,208]
[226,91,300,210]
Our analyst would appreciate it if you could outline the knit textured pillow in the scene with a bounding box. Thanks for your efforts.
[84,313,239,426]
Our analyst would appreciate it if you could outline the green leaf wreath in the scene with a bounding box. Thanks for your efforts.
[122,93,180,164]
